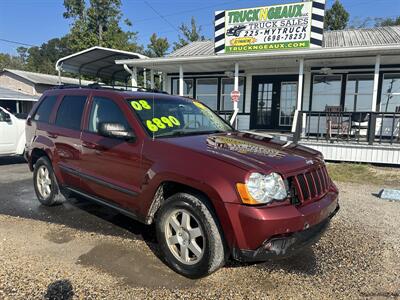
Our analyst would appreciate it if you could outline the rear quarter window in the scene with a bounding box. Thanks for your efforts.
[33,95,57,123]
[55,95,87,130]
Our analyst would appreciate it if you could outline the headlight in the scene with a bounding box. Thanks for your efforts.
[236,172,287,205]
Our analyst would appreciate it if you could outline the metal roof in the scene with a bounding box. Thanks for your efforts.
[0,86,39,101]
[168,26,400,57]
[2,69,92,86]
[55,46,147,81]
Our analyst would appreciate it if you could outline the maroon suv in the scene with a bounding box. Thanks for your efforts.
[25,87,339,278]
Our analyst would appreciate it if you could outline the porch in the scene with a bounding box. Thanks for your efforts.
[292,110,400,164]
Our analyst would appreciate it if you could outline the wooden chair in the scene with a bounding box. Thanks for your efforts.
[325,105,349,140]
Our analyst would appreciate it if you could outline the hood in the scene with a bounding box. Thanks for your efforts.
[159,131,324,175]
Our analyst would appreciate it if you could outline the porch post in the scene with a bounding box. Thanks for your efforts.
[230,62,240,126]
[291,58,304,133]
[150,69,155,89]
[372,55,381,111]
[179,65,184,96]
[162,72,167,92]
[143,68,147,88]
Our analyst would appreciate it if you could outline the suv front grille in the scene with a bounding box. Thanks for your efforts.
[290,165,331,203]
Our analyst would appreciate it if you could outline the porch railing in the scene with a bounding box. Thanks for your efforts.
[293,111,400,145]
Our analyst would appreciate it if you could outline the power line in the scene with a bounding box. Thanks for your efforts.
[133,0,240,24]
[0,38,36,48]
[143,1,180,34]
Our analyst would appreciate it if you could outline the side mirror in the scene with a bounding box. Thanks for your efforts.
[4,113,11,122]
[98,122,135,141]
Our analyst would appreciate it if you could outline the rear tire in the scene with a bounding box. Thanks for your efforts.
[33,156,63,206]
[156,193,226,278]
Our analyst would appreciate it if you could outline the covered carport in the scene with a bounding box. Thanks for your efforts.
[55,46,149,87]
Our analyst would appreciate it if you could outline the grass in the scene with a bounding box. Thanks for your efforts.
[326,163,400,186]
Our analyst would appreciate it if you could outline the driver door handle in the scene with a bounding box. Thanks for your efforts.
[82,142,105,151]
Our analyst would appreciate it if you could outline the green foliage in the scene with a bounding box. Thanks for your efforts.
[0,0,143,74]
[173,17,205,51]
[0,53,25,70]
[24,37,72,74]
[145,33,170,57]
[63,0,142,52]
[375,16,400,27]
[324,0,349,31]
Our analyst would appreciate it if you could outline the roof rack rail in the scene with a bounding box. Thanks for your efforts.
[53,83,169,94]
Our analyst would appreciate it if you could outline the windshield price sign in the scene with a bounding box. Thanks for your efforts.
[217,1,314,54]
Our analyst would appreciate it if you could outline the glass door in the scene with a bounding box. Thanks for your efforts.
[279,81,298,127]
[251,75,298,130]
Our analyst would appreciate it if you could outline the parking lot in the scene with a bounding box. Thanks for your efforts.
[0,157,399,299]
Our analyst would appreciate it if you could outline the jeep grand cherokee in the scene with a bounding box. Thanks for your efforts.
[25,87,339,278]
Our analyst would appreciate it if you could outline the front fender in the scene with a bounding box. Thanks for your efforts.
[138,171,239,250]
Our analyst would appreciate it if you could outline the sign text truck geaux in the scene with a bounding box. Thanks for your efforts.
[217,1,313,54]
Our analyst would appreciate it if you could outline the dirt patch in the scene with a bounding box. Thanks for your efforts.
[44,228,75,244]
[77,242,196,289]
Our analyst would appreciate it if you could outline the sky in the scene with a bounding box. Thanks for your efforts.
[0,0,399,55]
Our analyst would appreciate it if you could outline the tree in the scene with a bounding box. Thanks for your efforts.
[0,53,25,70]
[145,33,169,57]
[173,17,205,51]
[21,37,73,74]
[324,0,349,31]
[375,16,400,27]
[63,0,142,53]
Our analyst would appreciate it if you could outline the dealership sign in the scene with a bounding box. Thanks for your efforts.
[214,0,326,54]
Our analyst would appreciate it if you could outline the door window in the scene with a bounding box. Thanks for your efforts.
[279,82,298,126]
[55,95,87,130]
[88,97,130,133]
[33,95,57,123]
[256,83,273,127]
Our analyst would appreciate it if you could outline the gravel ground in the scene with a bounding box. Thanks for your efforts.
[0,160,399,299]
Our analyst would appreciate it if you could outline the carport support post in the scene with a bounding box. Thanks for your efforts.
[372,55,381,111]
[291,58,304,133]
[132,67,138,91]
[179,65,184,96]
[230,62,240,126]
[150,69,155,89]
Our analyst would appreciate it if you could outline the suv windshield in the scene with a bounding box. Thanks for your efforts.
[127,96,233,138]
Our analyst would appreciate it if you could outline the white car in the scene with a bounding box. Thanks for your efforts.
[0,106,26,156]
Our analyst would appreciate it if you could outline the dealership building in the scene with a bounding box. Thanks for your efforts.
[56,1,400,165]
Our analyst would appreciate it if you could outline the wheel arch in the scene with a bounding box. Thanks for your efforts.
[145,180,235,251]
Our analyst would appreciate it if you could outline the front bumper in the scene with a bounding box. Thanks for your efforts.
[232,204,339,262]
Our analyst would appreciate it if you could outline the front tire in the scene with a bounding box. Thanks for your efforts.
[156,193,226,278]
[33,156,63,206]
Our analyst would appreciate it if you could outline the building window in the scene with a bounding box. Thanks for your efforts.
[380,73,400,112]
[220,77,244,112]
[196,78,218,110]
[172,79,194,97]
[344,74,374,111]
[312,75,342,111]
